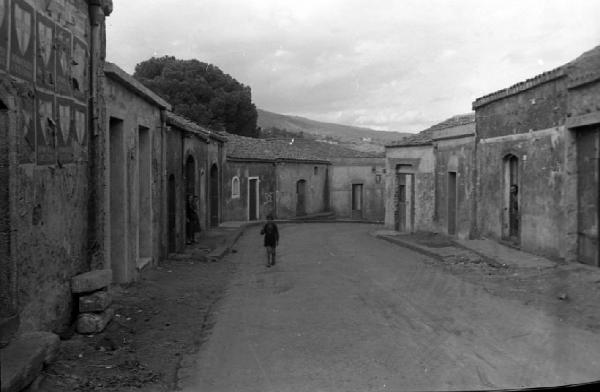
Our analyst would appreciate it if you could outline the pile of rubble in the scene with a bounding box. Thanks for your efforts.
[71,269,114,334]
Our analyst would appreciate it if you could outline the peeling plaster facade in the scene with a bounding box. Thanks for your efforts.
[329,157,385,221]
[0,0,112,339]
[384,144,435,233]
[103,63,169,283]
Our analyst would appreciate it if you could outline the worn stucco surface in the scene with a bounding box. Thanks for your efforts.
[6,0,93,333]
[434,137,475,239]
[330,157,384,221]
[476,128,568,259]
[105,77,164,283]
[223,161,276,221]
[384,145,435,232]
[276,162,329,219]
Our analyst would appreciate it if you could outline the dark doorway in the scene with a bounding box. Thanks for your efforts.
[210,164,219,227]
[138,126,151,260]
[167,174,176,253]
[395,170,414,232]
[352,184,363,219]
[185,156,196,240]
[249,178,258,220]
[447,172,457,235]
[109,118,127,282]
[296,179,307,216]
[503,155,520,243]
[577,127,600,266]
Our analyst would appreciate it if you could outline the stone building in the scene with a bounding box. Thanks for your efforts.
[165,112,226,253]
[384,132,435,233]
[384,45,600,267]
[0,0,112,342]
[472,45,600,264]
[103,62,170,283]
[223,135,330,221]
[430,114,476,239]
[223,135,385,222]
[384,114,475,237]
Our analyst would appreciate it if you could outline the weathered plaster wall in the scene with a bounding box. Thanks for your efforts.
[384,145,435,232]
[105,77,163,283]
[0,0,100,334]
[476,127,568,259]
[166,129,185,253]
[183,136,206,231]
[330,157,384,221]
[476,77,568,139]
[223,161,276,221]
[276,162,329,219]
[434,137,475,239]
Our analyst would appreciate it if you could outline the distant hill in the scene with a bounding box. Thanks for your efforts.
[257,109,410,152]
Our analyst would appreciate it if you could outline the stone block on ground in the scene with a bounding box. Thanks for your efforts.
[0,332,59,392]
[71,269,112,294]
[207,246,228,262]
[76,307,115,334]
[78,290,112,313]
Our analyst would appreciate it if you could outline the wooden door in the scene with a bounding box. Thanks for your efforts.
[352,184,363,219]
[448,172,457,235]
[296,180,306,216]
[249,178,258,220]
[210,164,219,227]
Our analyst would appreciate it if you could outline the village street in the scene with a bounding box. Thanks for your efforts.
[179,223,600,392]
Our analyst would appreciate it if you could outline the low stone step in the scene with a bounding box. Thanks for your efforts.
[71,269,112,294]
[78,290,112,313]
[76,307,115,334]
[1,332,59,392]
[206,245,228,262]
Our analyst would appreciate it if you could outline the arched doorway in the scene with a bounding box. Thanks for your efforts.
[210,164,219,227]
[185,156,196,241]
[503,154,520,243]
[296,179,307,216]
[167,174,176,253]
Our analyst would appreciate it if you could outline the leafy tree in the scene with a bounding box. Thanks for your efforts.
[134,56,258,137]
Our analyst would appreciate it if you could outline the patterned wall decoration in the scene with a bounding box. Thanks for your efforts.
[0,0,8,70]
[10,0,34,81]
[57,97,73,163]
[19,92,35,163]
[36,91,56,164]
[72,36,87,102]
[55,24,72,96]
[36,12,55,91]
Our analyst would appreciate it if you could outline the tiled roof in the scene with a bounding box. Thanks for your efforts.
[166,112,227,142]
[385,132,432,148]
[473,45,600,108]
[104,62,171,110]
[225,134,382,162]
[423,113,474,132]
[386,113,475,148]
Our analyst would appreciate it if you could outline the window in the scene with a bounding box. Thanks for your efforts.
[376,174,382,184]
[231,176,240,199]
[314,166,318,175]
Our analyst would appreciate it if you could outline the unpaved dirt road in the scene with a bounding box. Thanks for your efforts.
[180,223,600,392]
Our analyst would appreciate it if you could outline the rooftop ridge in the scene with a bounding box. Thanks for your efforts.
[472,66,566,109]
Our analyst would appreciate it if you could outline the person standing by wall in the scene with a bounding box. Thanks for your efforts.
[260,214,279,267]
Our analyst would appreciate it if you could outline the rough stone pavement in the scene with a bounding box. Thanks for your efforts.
[179,223,600,392]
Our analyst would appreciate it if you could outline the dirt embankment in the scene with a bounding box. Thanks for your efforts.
[37,256,236,392]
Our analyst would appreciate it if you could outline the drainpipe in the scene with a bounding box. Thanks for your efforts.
[88,0,112,270]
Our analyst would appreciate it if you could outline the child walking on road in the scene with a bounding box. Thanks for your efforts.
[260,214,279,268]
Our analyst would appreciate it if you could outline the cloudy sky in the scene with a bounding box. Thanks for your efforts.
[106,0,600,133]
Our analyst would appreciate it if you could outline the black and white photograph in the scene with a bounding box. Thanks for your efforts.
[1,0,600,391]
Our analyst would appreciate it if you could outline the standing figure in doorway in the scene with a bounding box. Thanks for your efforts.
[509,184,519,239]
[260,214,279,268]
[186,194,200,244]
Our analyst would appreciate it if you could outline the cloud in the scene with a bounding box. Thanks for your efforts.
[107,0,600,133]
